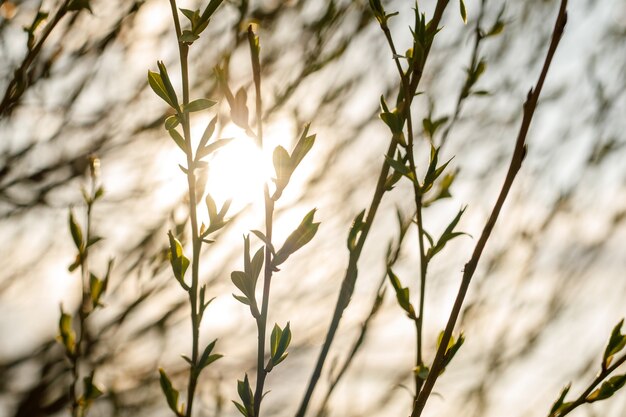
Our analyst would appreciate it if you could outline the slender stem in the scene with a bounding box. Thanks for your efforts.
[381,23,428,399]
[0,0,71,116]
[167,2,201,416]
[254,185,274,417]
[69,174,96,417]
[411,2,568,416]
[295,3,450,416]
[553,354,626,417]
[439,0,487,148]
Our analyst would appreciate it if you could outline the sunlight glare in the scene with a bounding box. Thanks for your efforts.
[201,124,274,212]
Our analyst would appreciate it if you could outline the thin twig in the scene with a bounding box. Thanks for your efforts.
[411,2,568,416]
[0,0,72,116]
[167,2,202,416]
[551,354,626,417]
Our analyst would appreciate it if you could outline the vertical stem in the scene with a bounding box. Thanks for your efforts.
[254,185,274,417]
[250,30,273,415]
[167,2,201,416]
[70,175,95,417]
[381,23,428,400]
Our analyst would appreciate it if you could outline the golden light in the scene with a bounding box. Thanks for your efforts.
[201,124,274,212]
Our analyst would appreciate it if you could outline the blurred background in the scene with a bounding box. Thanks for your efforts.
[0,0,625,416]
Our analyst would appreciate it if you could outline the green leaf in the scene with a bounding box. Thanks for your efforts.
[233,294,251,305]
[184,98,216,113]
[270,322,292,367]
[168,128,187,153]
[380,111,403,134]
[168,231,190,290]
[347,209,366,251]
[549,384,571,415]
[86,236,103,248]
[83,371,103,401]
[90,273,104,307]
[387,268,415,317]
[427,207,469,260]
[165,115,179,130]
[231,271,249,296]
[236,374,254,417]
[586,375,626,403]
[159,369,181,416]
[459,0,467,24]
[157,61,179,111]
[233,401,248,417]
[68,209,83,251]
[273,209,320,267]
[441,332,465,371]
[58,306,75,355]
[148,70,177,110]
[290,124,316,170]
[179,8,198,23]
[603,319,626,369]
[249,247,264,284]
[197,339,222,372]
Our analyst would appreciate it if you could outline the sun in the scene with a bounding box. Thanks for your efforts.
[204,133,270,209]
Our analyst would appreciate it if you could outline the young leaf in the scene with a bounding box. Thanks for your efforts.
[290,124,316,169]
[183,98,216,113]
[148,71,176,109]
[347,209,366,251]
[586,375,626,403]
[603,319,626,369]
[168,231,190,290]
[68,209,83,251]
[273,209,320,267]
[159,368,181,416]
[197,339,222,372]
[426,207,469,260]
[459,0,467,24]
[58,306,75,355]
[549,384,571,416]
[157,61,179,111]
[83,371,103,401]
[235,374,254,417]
[89,273,104,307]
[387,268,415,318]
[270,322,292,368]
[168,128,187,153]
